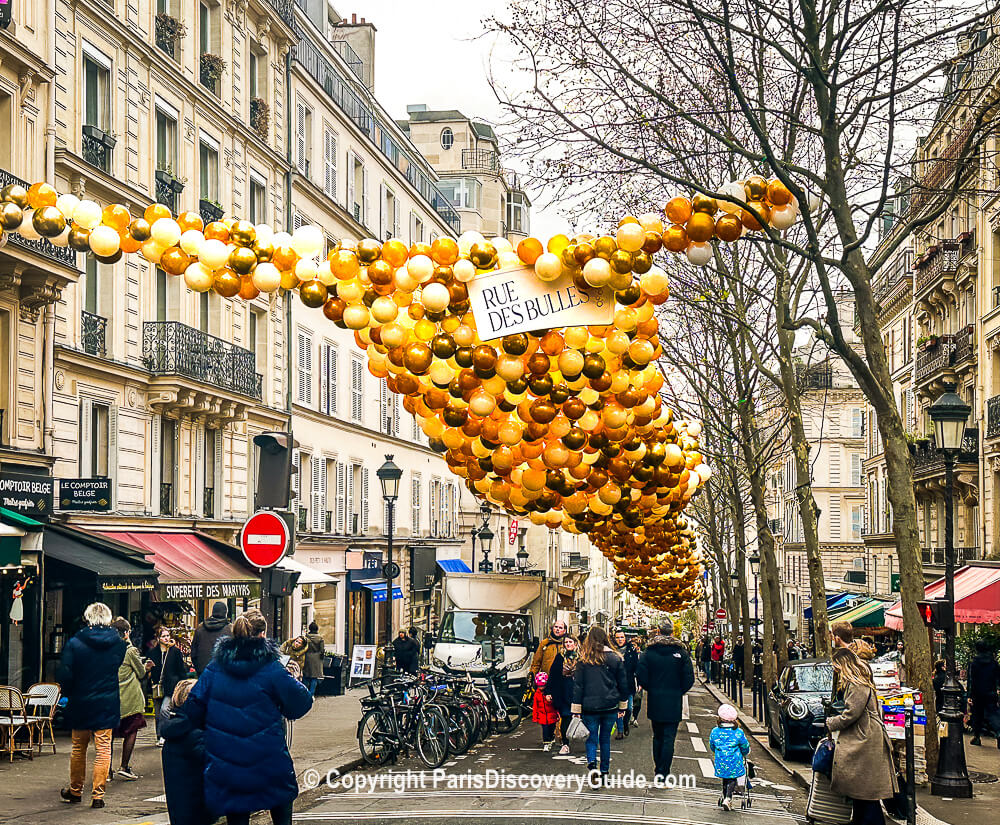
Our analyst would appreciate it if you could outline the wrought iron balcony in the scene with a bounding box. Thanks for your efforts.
[872,248,913,306]
[331,40,366,84]
[911,429,978,478]
[142,321,263,400]
[921,546,980,566]
[81,311,107,357]
[914,234,974,295]
[797,362,833,390]
[915,335,955,384]
[155,170,184,212]
[952,324,975,366]
[82,125,114,173]
[154,13,180,60]
[160,481,174,515]
[199,199,225,225]
[265,0,295,29]
[0,169,78,268]
[561,552,590,571]
[988,395,1000,439]
[462,149,501,174]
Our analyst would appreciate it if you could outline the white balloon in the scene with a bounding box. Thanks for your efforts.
[73,200,103,230]
[295,257,319,280]
[180,229,205,256]
[770,204,797,230]
[252,262,281,292]
[685,242,713,266]
[272,231,293,247]
[255,224,274,245]
[292,224,324,258]
[18,210,41,240]
[199,239,230,270]
[55,194,80,219]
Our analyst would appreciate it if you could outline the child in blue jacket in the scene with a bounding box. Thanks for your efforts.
[709,703,750,810]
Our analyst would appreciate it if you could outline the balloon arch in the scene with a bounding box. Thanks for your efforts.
[0,176,799,612]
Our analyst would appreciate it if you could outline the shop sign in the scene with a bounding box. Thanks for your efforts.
[0,472,54,518]
[467,265,614,339]
[158,581,260,600]
[57,477,112,511]
[102,578,156,592]
[349,644,377,682]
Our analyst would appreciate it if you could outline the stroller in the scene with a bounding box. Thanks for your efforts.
[739,760,755,810]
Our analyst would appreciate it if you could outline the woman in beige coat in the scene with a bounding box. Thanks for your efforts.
[827,648,898,825]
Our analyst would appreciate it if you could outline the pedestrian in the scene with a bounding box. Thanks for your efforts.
[733,637,746,681]
[148,626,188,745]
[391,628,420,675]
[826,647,898,825]
[531,618,568,678]
[786,638,800,661]
[831,621,854,649]
[635,624,695,780]
[160,678,212,825]
[710,703,750,811]
[931,660,947,715]
[893,641,906,684]
[280,634,308,674]
[190,602,232,676]
[613,629,639,736]
[700,634,713,680]
[853,637,877,661]
[711,636,725,682]
[110,617,146,781]
[57,602,127,809]
[184,608,312,825]
[968,640,1000,746]
[571,625,628,780]
[302,622,327,696]
[532,670,560,751]
[545,635,579,755]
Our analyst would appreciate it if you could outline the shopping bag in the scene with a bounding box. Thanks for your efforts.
[566,716,589,741]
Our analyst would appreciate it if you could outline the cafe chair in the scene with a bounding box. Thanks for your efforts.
[24,683,61,754]
[0,687,39,761]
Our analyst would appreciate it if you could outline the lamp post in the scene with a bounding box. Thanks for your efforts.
[377,455,402,667]
[478,523,495,572]
[928,383,973,798]
[516,526,529,573]
[470,502,491,571]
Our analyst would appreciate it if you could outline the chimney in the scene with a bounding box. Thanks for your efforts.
[351,13,357,23]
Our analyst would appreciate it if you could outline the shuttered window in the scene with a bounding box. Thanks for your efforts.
[351,355,364,422]
[320,343,338,415]
[411,474,421,535]
[335,461,346,533]
[829,495,842,540]
[310,455,327,533]
[361,466,370,534]
[296,328,312,405]
[851,453,862,487]
[828,448,841,484]
[323,125,337,198]
[296,101,308,174]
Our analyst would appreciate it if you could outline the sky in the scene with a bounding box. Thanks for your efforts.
[352,0,566,241]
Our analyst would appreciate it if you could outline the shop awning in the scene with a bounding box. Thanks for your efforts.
[804,592,852,618]
[829,597,892,628]
[276,556,336,585]
[885,565,1000,629]
[359,582,403,602]
[437,558,472,573]
[44,525,157,591]
[101,530,260,601]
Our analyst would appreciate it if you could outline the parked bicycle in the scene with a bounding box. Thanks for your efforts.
[356,674,450,768]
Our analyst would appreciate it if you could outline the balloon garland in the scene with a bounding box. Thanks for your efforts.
[0,177,798,611]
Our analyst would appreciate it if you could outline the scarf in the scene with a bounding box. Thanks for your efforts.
[562,651,578,678]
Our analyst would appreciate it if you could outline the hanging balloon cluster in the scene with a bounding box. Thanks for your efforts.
[0,176,797,611]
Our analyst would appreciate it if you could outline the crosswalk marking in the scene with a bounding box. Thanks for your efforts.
[690,736,707,752]
[697,757,716,777]
[686,722,699,734]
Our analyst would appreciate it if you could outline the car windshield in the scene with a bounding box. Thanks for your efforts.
[786,664,834,693]
[438,611,531,646]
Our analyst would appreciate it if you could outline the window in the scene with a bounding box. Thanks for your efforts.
[351,354,364,422]
[155,107,178,173]
[411,474,421,535]
[249,49,266,102]
[81,401,110,477]
[204,428,218,517]
[298,451,311,528]
[380,185,399,240]
[320,343,338,416]
[83,49,111,130]
[199,1,219,54]
[249,174,266,223]
[296,101,312,176]
[440,127,454,149]
[439,177,481,210]
[199,291,210,332]
[249,307,266,371]
[506,190,530,235]
[310,455,327,533]
[199,138,219,201]
[410,212,424,245]
[347,153,368,227]
[828,496,841,540]
[851,407,864,438]
[349,463,368,535]
[297,328,313,405]
[851,506,863,541]
[851,453,862,487]
[323,126,337,198]
[0,91,11,169]
[161,417,176,514]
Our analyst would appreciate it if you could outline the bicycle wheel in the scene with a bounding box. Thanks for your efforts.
[491,691,523,734]
[416,706,450,768]
[358,708,395,766]
[445,705,471,754]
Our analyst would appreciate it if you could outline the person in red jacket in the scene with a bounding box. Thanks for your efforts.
[710,637,725,683]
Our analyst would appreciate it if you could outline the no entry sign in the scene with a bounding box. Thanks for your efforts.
[240,510,290,568]
[716,608,728,620]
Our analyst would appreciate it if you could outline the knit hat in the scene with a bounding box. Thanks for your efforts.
[718,703,738,722]
[534,671,549,688]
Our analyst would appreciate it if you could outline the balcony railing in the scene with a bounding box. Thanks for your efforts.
[798,363,833,390]
[203,486,214,518]
[331,39,366,84]
[82,126,113,173]
[154,14,180,60]
[914,234,975,294]
[988,395,1000,439]
[911,429,978,477]
[297,507,308,532]
[160,481,174,515]
[561,552,590,571]
[873,248,914,305]
[199,199,225,225]
[915,335,955,383]
[0,169,77,267]
[953,324,975,365]
[921,546,981,566]
[155,170,184,212]
[142,321,263,400]
[768,517,782,533]
[81,311,107,357]
[462,149,501,174]
[265,0,296,29]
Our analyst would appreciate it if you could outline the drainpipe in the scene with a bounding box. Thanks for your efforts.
[46,0,56,182]
[40,0,58,457]
[284,48,294,427]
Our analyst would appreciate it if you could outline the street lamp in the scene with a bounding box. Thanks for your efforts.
[471,502,491,571]
[928,382,973,798]
[516,526,529,572]
[478,523,495,572]
[748,553,760,641]
[377,455,403,663]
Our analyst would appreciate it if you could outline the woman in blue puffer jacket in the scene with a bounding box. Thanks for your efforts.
[709,703,750,811]
[184,609,312,825]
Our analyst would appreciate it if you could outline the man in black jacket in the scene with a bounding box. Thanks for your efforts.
[614,629,639,736]
[392,629,420,674]
[968,641,1000,746]
[636,625,695,780]
[190,601,232,675]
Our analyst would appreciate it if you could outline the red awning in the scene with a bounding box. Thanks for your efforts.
[885,565,1000,629]
[100,530,260,599]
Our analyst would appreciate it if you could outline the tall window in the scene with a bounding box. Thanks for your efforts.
[249,174,266,223]
[249,308,266,372]
[506,190,530,234]
[348,153,367,226]
[161,417,176,514]
[296,100,312,175]
[411,474,421,535]
[439,177,481,210]
[297,328,313,405]
[249,50,260,101]
[155,108,178,173]
[323,126,337,198]
[199,292,210,332]
[204,428,217,517]
[83,51,110,130]
[320,343,338,416]
[156,269,168,322]
[410,212,424,245]
[82,401,110,477]
[199,1,213,54]
[199,139,219,202]
[851,453,862,487]
[351,355,364,422]
[380,186,398,240]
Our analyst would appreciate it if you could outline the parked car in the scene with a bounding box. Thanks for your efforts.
[765,658,834,759]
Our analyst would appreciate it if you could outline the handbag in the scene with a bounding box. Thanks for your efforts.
[151,649,166,700]
[812,736,835,777]
[566,716,589,741]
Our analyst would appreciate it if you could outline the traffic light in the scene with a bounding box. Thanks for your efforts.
[252,432,296,509]
[917,599,952,630]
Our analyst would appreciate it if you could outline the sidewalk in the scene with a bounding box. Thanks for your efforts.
[701,677,1000,825]
[0,688,365,825]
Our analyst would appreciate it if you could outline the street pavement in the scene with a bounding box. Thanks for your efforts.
[295,680,809,825]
